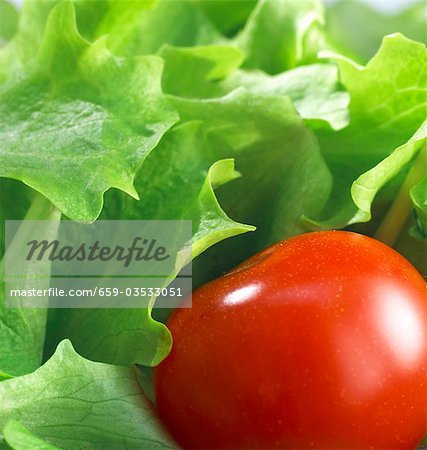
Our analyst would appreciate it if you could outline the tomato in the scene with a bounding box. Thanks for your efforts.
[153,231,427,450]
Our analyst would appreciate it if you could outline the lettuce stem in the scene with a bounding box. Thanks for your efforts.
[0,193,60,272]
[375,145,427,247]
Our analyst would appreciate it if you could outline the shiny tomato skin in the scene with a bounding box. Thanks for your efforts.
[153,231,427,450]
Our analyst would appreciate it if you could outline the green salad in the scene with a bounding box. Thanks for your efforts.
[0,0,426,448]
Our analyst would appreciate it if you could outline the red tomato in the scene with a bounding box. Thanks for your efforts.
[153,231,427,450]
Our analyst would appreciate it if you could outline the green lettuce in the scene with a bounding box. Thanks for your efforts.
[45,124,253,366]
[0,0,253,373]
[170,89,331,281]
[192,0,256,36]
[236,0,325,74]
[0,2,177,221]
[0,341,177,449]
[2,421,60,450]
[411,174,427,240]
[160,45,349,130]
[0,194,60,377]
[0,179,32,258]
[326,0,427,63]
[308,34,427,234]
[0,0,426,448]
[0,0,17,44]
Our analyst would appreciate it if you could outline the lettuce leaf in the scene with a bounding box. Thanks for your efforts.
[192,0,256,36]
[411,174,427,240]
[326,0,427,63]
[1,1,254,370]
[2,421,60,450]
[0,341,177,449]
[0,179,33,258]
[0,194,60,377]
[159,44,245,98]
[0,2,177,221]
[169,89,331,282]
[220,64,349,130]
[236,0,326,74]
[0,0,59,80]
[308,34,427,232]
[160,44,349,130]
[44,123,253,367]
[0,0,17,45]
[56,0,222,57]
[119,1,222,55]
[0,371,13,382]
[351,122,427,225]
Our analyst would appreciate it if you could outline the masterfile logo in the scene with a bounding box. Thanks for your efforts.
[5,220,192,309]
